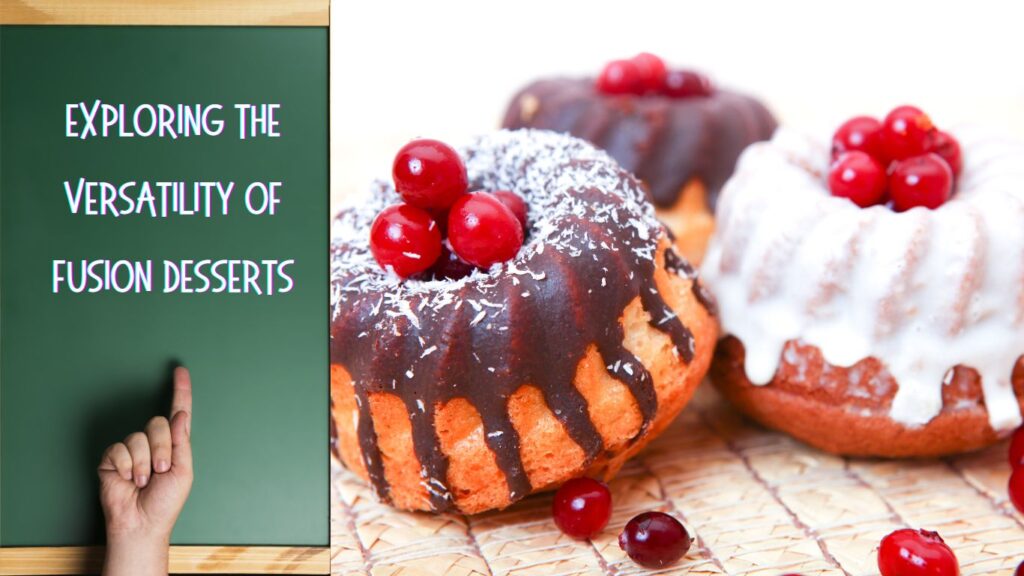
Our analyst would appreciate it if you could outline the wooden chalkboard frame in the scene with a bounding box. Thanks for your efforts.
[0,1,331,574]
[0,546,330,575]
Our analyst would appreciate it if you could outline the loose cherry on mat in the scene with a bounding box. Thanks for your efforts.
[1010,425,1024,469]
[832,116,886,161]
[929,130,963,177]
[447,192,524,268]
[881,105,936,161]
[632,52,667,93]
[596,59,642,95]
[618,511,691,569]
[889,153,954,211]
[878,529,960,576]
[551,477,612,539]
[491,190,528,231]
[662,69,713,98]
[369,204,442,278]
[392,139,469,211]
[1011,467,1024,515]
[828,151,888,208]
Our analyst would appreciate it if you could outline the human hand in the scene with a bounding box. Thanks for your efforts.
[98,366,193,576]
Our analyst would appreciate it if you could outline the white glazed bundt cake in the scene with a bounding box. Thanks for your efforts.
[703,125,1024,457]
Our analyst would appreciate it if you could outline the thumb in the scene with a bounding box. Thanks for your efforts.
[170,409,193,474]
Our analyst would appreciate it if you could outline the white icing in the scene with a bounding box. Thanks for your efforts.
[701,127,1024,431]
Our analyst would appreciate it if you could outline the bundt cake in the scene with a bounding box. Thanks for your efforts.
[330,130,717,513]
[501,54,776,265]
[702,124,1024,457]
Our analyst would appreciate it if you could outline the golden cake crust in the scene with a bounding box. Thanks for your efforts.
[711,337,1024,457]
[332,241,717,513]
[655,180,716,266]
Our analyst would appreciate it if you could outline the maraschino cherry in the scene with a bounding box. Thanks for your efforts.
[662,69,713,98]
[552,477,612,539]
[618,512,691,569]
[492,190,528,231]
[832,116,886,161]
[1016,559,1024,576]
[889,153,953,212]
[448,192,524,268]
[392,139,468,211]
[632,52,668,93]
[1010,425,1024,469]
[1010,467,1024,515]
[429,244,475,281]
[828,151,888,208]
[882,105,936,161]
[596,59,642,95]
[369,204,442,278]
[930,130,963,177]
[878,529,960,576]
[595,53,712,99]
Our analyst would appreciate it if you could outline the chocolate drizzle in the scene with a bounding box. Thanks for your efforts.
[665,246,718,316]
[502,77,777,209]
[330,130,706,511]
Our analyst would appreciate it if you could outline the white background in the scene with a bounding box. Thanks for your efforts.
[330,1,1024,212]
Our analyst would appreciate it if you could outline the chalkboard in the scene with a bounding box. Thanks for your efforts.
[0,26,328,549]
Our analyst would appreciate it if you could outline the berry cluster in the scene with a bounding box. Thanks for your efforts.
[596,52,713,99]
[369,139,527,279]
[552,478,691,569]
[828,106,963,211]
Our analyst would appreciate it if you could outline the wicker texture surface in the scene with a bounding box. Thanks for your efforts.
[331,386,1024,575]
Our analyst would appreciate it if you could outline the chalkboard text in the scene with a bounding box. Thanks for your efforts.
[52,258,295,295]
[63,178,283,218]
[64,100,281,140]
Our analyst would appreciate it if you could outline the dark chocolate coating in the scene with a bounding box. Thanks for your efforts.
[501,77,777,209]
[329,131,713,511]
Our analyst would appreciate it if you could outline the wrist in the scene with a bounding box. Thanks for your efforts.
[104,530,171,576]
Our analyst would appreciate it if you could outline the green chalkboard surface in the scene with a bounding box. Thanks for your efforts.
[0,27,328,546]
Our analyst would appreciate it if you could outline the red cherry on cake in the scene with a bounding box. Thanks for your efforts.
[618,512,691,569]
[929,130,963,177]
[632,52,667,94]
[889,153,954,211]
[429,244,475,281]
[369,204,442,278]
[829,151,888,208]
[491,190,528,231]
[878,529,960,576]
[662,69,713,98]
[882,105,936,161]
[832,116,886,161]
[1010,425,1024,469]
[448,192,524,268]
[552,477,612,539]
[1010,467,1024,515]
[1016,560,1024,576]
[596,59,642,95]
[392,138,468,211]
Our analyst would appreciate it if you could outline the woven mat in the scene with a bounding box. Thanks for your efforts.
[330,385,1024,576]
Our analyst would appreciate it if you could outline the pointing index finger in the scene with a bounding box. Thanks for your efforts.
[171,366,192,420]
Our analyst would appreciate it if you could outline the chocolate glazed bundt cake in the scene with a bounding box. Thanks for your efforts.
[330,130,717,513]
[502,76,776,265]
